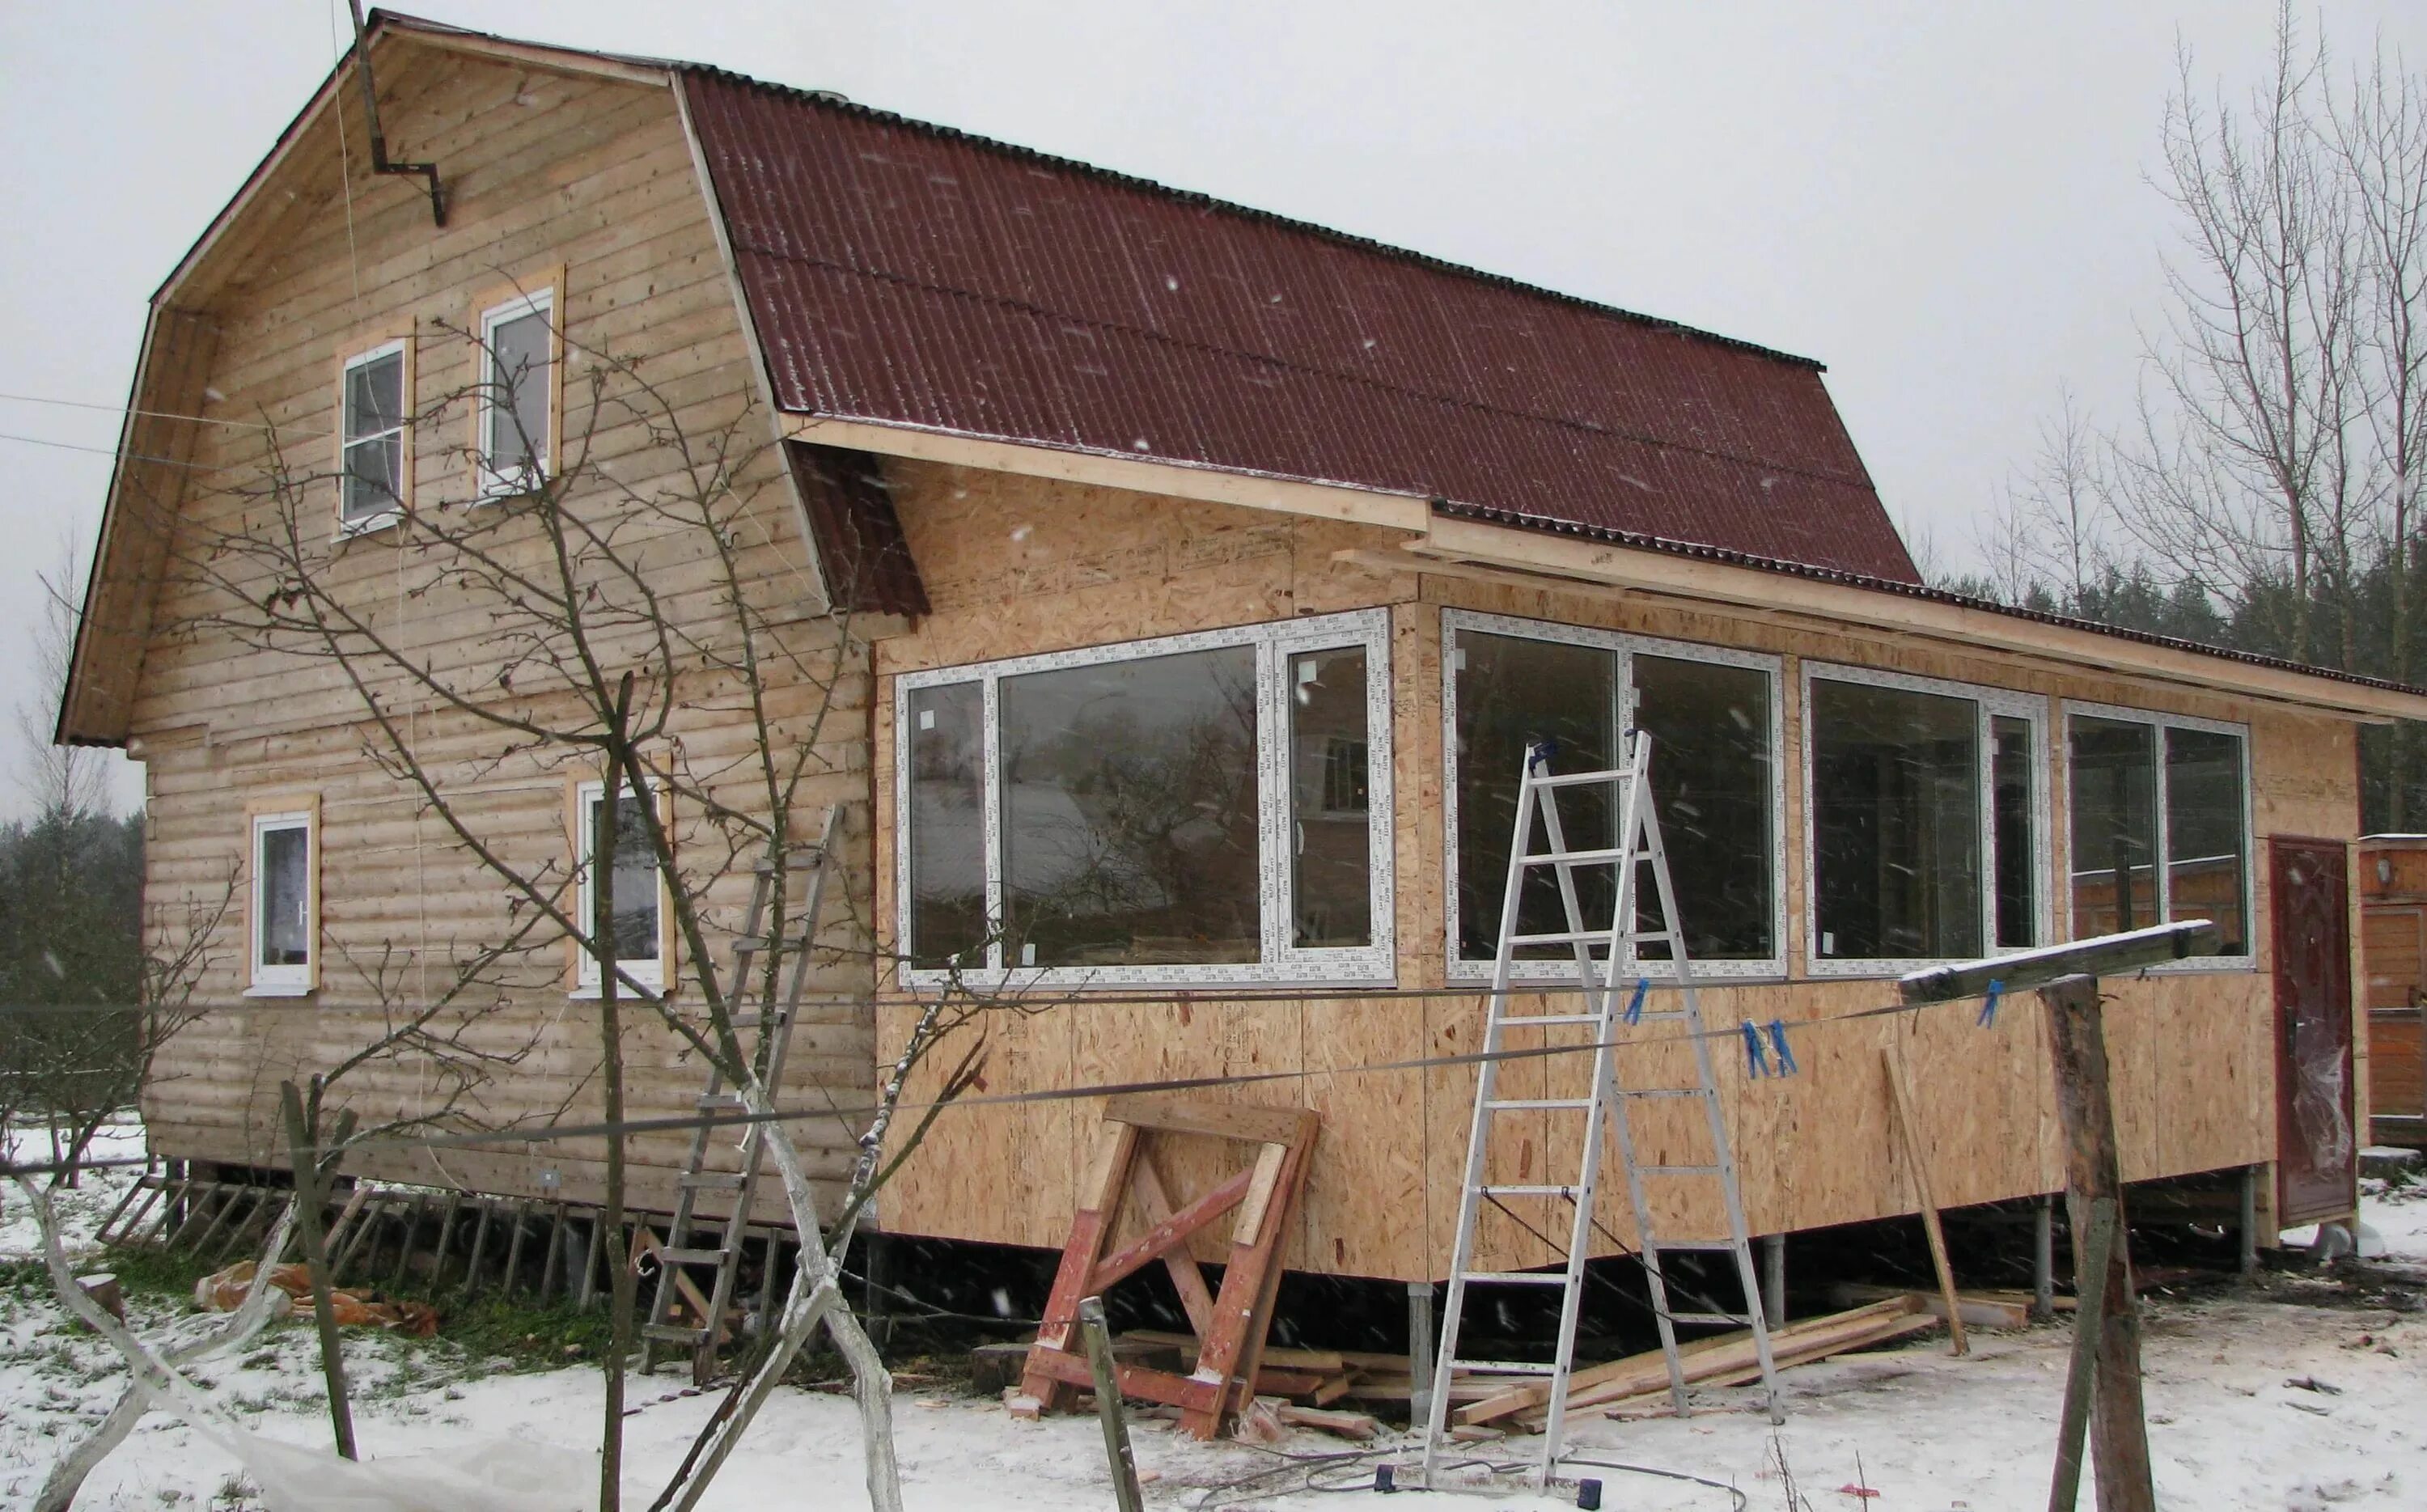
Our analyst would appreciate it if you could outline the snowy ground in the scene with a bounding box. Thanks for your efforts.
[3,1150,2425,1510]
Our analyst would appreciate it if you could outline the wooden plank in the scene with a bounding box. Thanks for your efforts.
[1128,1158,1218,1339]
[1103,1096,1314,1149]
[1883,1045,1969,1357]
[1085,1167,1255,1296]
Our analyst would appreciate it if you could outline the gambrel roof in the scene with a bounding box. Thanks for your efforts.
[58,11,2427,744]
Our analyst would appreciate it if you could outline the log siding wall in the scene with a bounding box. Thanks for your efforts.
[129,49,875,1220]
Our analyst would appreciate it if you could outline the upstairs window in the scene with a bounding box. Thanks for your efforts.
[575,778,665,995]
[477,289,554,496]
[1805,666,2045,972]
[895,610,1393,985]
[2066,705,2249,957]
[1444,611,1782,979]
[248,807,316,996]
[339,340,408,529]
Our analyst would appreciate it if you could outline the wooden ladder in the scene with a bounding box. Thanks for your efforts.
[1421,734,1779,1486]
[638,808,840,1383]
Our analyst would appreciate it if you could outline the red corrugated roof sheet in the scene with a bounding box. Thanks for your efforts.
[786,441,930,618]
[679,69,1921,584]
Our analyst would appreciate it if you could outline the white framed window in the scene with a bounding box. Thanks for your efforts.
[574,778,666,996]
[1442,608,1786,981]
[2063,701,2252,966]
[338,339,408,532]
[476,289,554,498]
[894,608,1395,987]
[248,809,316,996]
[1802,663,2049,976]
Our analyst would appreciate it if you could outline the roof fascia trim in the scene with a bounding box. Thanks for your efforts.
[672,73,832,612]
[778,413,1433,534]
[1412,513,2427,722]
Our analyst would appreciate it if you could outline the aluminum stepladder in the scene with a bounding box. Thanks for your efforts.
[639,807,841,1383]
[1421,734,1779,1485]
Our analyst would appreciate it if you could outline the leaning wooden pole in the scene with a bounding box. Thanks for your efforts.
[1901,921,2213,1512]
[2037,975,2154,1512]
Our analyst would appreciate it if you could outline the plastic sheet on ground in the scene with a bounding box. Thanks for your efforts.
[218,1433,596,1512]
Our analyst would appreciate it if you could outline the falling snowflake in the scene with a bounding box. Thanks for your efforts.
[1164,274,1180,291]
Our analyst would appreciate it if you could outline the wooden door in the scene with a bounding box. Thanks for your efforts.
[2272,836,2358,1225]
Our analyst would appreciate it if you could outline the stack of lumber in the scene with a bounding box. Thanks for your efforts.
[1121,1329,1414,1408]
[1826,1281,2044,1328]
[1453,1298,1942,1431]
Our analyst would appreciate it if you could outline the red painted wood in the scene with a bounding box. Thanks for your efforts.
[2272,836,2360,1226]
[1085,1167,1255,1294]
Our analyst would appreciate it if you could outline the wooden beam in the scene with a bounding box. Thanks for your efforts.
[2039,976,2156,1512]
[781,415,1433,536]
[1900,921,2222,1005]
[1882,1047,1968,1357]
[1103,1096,1316,1148]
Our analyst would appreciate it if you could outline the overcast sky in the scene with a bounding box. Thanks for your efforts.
[5,1,2425,820]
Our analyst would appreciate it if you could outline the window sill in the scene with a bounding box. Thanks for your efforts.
[569,982,665,1001]
[244,983,314,998]
[336,510,402,541]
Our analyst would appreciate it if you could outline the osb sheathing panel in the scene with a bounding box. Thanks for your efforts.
[869,472,2356,1279]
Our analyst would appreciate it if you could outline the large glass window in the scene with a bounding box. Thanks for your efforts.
[1001,646,1260,968]
[905,683,986,970]
[1290,646,1373,949]
[248,810,315,996]
[1806,667,2045,970]
[577,779,664,993]
[340,341,406,528]
[1444,612,1781,977]
[2067,708,2248,956]
[895,611,1391,984]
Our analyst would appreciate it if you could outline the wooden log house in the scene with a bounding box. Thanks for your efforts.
[59,11,2421,1285]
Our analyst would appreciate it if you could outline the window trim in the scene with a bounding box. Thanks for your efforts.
[570,776,671,998]
[1441,608,1788,982]
[245,803,319,997]
[334,334,413,536]
[2060,699,2255,973]
[1800,661,2051,979]
[891,608,1396,989]
[471,277,563,502]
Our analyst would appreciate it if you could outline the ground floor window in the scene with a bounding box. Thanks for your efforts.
[1804,665,2047,972]
[895,609,1393,985]
[2065,703,2249,956]
[1443,610,1782,979]
[247,806,316,996]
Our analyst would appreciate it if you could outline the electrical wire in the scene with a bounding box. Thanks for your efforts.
[0,392,322,435]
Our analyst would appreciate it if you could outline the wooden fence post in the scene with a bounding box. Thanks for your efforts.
[1078,1296,1146,1512]
[2038,975,2154,1512]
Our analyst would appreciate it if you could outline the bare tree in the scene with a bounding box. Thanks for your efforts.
[13,538,115,822]
[2115,3,2371,664]
[165,303,1011,1510]
[2334,48,2427,820]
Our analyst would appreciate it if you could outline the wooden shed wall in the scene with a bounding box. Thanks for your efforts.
[127,47,878,1219]
[866,460,2360,1281]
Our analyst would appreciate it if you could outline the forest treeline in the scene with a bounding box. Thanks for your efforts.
[1942,6,2427,832]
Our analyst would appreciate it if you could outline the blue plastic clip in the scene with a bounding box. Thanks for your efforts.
[1742,1019,1770,1078]
[1767,1019,1798,1076]
[1624,977,1650,1027]
[1978,977,2006,1029]
[1527,737,1561,773]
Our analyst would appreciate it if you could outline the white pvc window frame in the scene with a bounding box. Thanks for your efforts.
[247,811,316,997]
[574,777,667,997]
[337,338,408,535]
[2060,699,2256,973]
[1801,661,2052,979]
[1441,608,1789,983]
[475,288,553,499]
[892,608,1396,989]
